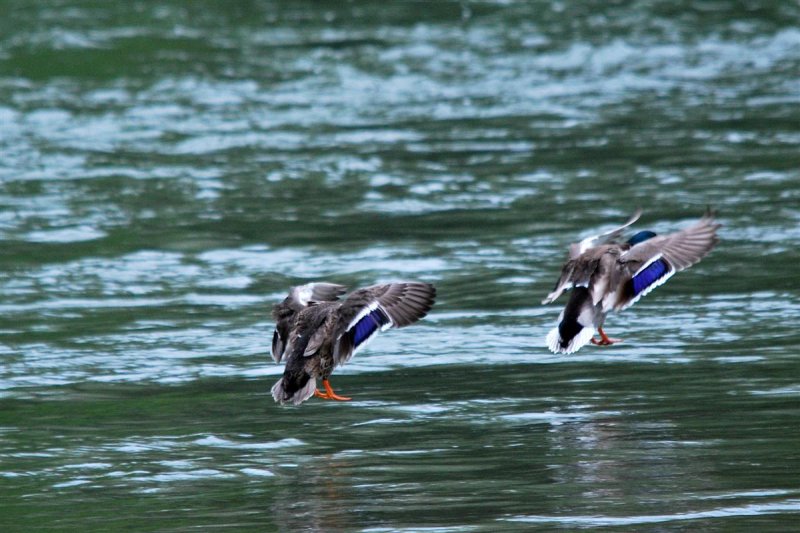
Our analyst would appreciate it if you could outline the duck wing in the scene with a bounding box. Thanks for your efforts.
[333,282,436,366]
[614,210,720,310]
[270,282,347,362]
[568,208,642,259]
[543,209,642,304]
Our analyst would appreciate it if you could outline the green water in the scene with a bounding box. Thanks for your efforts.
[1,1,799,531]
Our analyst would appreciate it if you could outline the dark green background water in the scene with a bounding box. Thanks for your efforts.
[1,1,799,531]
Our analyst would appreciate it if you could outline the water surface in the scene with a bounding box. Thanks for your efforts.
[1,1,799,531]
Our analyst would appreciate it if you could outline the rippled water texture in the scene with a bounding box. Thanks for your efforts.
[1,1,799,531]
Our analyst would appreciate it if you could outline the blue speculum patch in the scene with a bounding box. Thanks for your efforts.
[353,308,390,346]
[632,258,670,295]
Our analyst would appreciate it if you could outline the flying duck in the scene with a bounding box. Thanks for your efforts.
[543,209,720,354]
[270,282,436,405]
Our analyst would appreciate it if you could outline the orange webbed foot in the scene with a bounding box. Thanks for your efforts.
[315,379,351,402]
[314,389,331,400]
[591,327,623,346]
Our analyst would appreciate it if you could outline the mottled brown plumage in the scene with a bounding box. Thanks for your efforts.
[271,282,346,363]
[270,282,436,405]
[543,209,721,354]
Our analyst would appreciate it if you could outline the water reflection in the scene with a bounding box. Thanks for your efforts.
[270,454,360,533]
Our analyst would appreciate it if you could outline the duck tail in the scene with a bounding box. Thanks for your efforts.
[546,287,597,354]
[271,372,316,406]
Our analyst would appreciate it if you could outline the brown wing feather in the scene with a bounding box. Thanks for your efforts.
[544,210,641,304]
[333,282,436,366]
[542,260,577,304]
[543,246,617,304]
[620,211,720,273]
[608,210,720,311]
[568,208,642,259]
[338,282,436,329]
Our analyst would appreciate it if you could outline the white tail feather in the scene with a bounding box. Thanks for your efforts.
[546,325,596,354]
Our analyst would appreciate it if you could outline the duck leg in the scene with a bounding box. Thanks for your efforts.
[591,327,622,346]
[314,379,351,401]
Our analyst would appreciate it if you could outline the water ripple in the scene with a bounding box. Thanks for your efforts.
[504,499,800,526]
[2,1,800,530]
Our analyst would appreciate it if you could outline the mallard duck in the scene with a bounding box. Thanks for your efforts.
[542,209,720,354]
[270,281,436,405]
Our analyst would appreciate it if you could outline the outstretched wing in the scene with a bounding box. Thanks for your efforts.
[270,282,347,363]
[614,210,720,310]
[333,282,436,366]
[288,282,348,310]
[568,208,642,259]
[543,209,642,305]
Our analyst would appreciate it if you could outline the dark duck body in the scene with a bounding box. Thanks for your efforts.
[543,209,720,354]
[270,282,436,405]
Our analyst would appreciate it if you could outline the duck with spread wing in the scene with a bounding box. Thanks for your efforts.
[542,209,720,354]
[270,282,436,405]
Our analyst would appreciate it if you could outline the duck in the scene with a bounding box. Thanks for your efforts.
[542,208,720,354]
[270,281,436,405]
